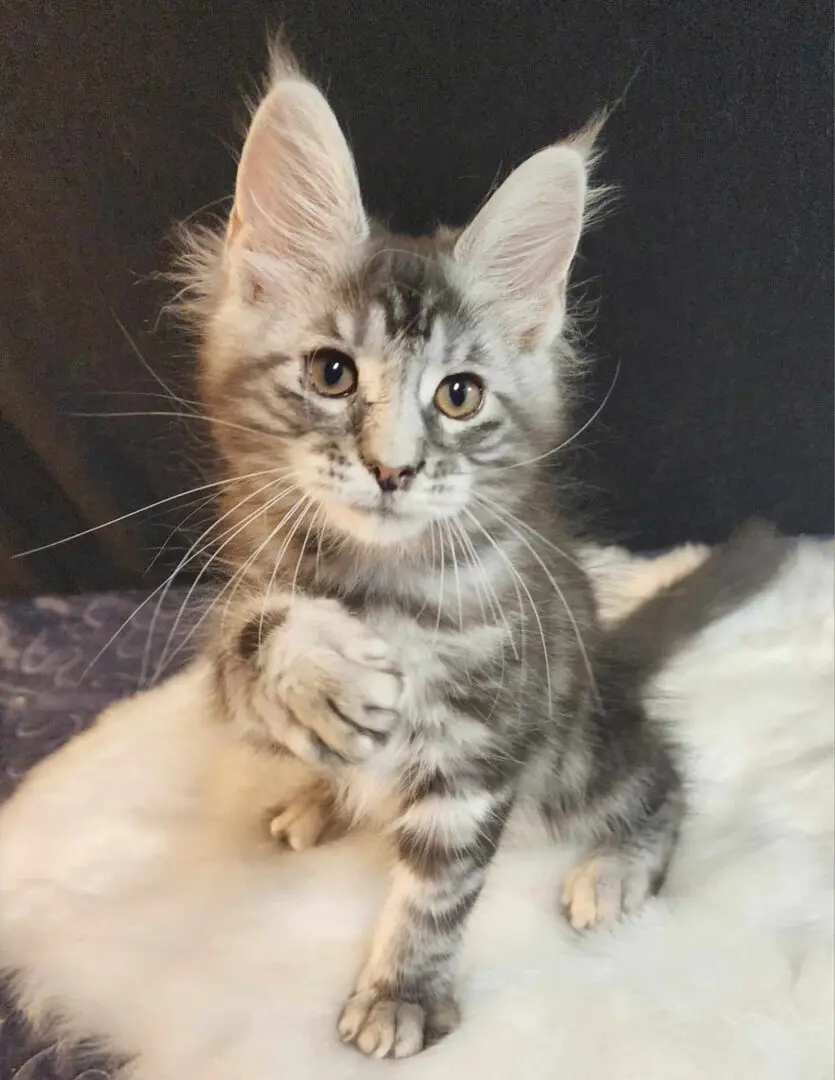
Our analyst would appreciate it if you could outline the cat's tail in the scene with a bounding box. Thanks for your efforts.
[605,519,793,691]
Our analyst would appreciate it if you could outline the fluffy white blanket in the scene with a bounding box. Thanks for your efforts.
[0,541,832,1080]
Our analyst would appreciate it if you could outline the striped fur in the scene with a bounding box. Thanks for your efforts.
[180,49,761,1060]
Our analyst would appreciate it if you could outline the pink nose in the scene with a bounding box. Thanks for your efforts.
[366,460,418,493]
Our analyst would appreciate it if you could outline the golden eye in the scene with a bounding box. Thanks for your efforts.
[433,373,485,420]
[306,349,358,397]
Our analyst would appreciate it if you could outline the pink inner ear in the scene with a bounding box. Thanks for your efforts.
[233,111,291,249]
[496,225,573,296]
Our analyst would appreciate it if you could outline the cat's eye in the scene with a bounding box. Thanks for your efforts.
[433,373,485,420]
[306,349,358,397]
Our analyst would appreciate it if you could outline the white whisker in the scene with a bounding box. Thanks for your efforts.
[69,473,295,686]
[255,493,314,645]
[161,489,306,677]
[488,357,620,474]
[153,478,302,680]
[290,503,321,601]
[141,474,296,681]
[475,500,599,704]
[472,492,585,571]
[452,517,516,652]
[140,474,298,682]
[108,307,193,414]
[445,520,465,634]
[144,491,220,574]
[450,518,488,627]
[463,507,551,715]
[211,492,310,647]
[79,390,205,407]
[15,467,286,558]
[67,409,279,441]
[433,517,447,645]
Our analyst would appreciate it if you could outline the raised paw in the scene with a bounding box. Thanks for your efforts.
[261,598,404,767]
[268,782,340,852]
[337,988,459,1060]
[561,852,657,931]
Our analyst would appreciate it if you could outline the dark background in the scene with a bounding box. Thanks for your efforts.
[0,0,831,597]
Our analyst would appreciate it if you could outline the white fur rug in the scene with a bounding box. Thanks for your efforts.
[0,540,832,1080]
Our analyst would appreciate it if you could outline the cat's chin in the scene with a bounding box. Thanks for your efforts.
[322,503,429,548]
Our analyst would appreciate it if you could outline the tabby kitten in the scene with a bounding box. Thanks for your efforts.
[188,51,683,1059]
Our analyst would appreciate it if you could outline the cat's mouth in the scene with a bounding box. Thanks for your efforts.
[329,485,419,519]
[373,492,403,517]
[319,493,432,546]
[350,493,424,526]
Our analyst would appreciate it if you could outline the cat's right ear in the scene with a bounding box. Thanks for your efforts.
[225,59,369,305]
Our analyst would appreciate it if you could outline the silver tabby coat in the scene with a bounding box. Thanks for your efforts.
[185,49,688,1060]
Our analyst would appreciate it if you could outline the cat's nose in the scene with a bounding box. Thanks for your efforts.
[365,459,420,493]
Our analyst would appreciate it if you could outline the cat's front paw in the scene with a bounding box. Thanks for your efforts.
[337,988,459,1060]
[264,598,403,766]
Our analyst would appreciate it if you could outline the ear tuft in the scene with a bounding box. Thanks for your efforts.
[563,109,609,162]
[265,34,304,85]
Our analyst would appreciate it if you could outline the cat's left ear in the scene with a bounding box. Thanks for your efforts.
[454,126,599,349]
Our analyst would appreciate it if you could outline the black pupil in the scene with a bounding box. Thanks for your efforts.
[448,378,469,408]
[323,358,344,386]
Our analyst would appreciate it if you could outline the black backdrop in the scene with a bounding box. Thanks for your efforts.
[0,0,831,597]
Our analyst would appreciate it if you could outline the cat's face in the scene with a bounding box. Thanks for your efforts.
[193,54,591,552]
[203,237,572,548]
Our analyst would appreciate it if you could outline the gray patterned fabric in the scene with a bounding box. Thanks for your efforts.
[0,589,199,1079]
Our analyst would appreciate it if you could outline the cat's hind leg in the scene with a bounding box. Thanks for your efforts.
[552,702,684,931]
[560,810,680,931]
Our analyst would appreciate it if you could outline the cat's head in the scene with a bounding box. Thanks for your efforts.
[187,50,597,551]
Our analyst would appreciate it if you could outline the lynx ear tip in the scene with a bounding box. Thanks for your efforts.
[266,32,304,83]
[560,109,609,163]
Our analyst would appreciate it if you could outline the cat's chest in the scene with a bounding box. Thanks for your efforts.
[337,719,476,828]
[364,607,508,695]
[338,612,509,823]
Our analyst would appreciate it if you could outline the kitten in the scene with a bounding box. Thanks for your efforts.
[178,49,778,1060]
